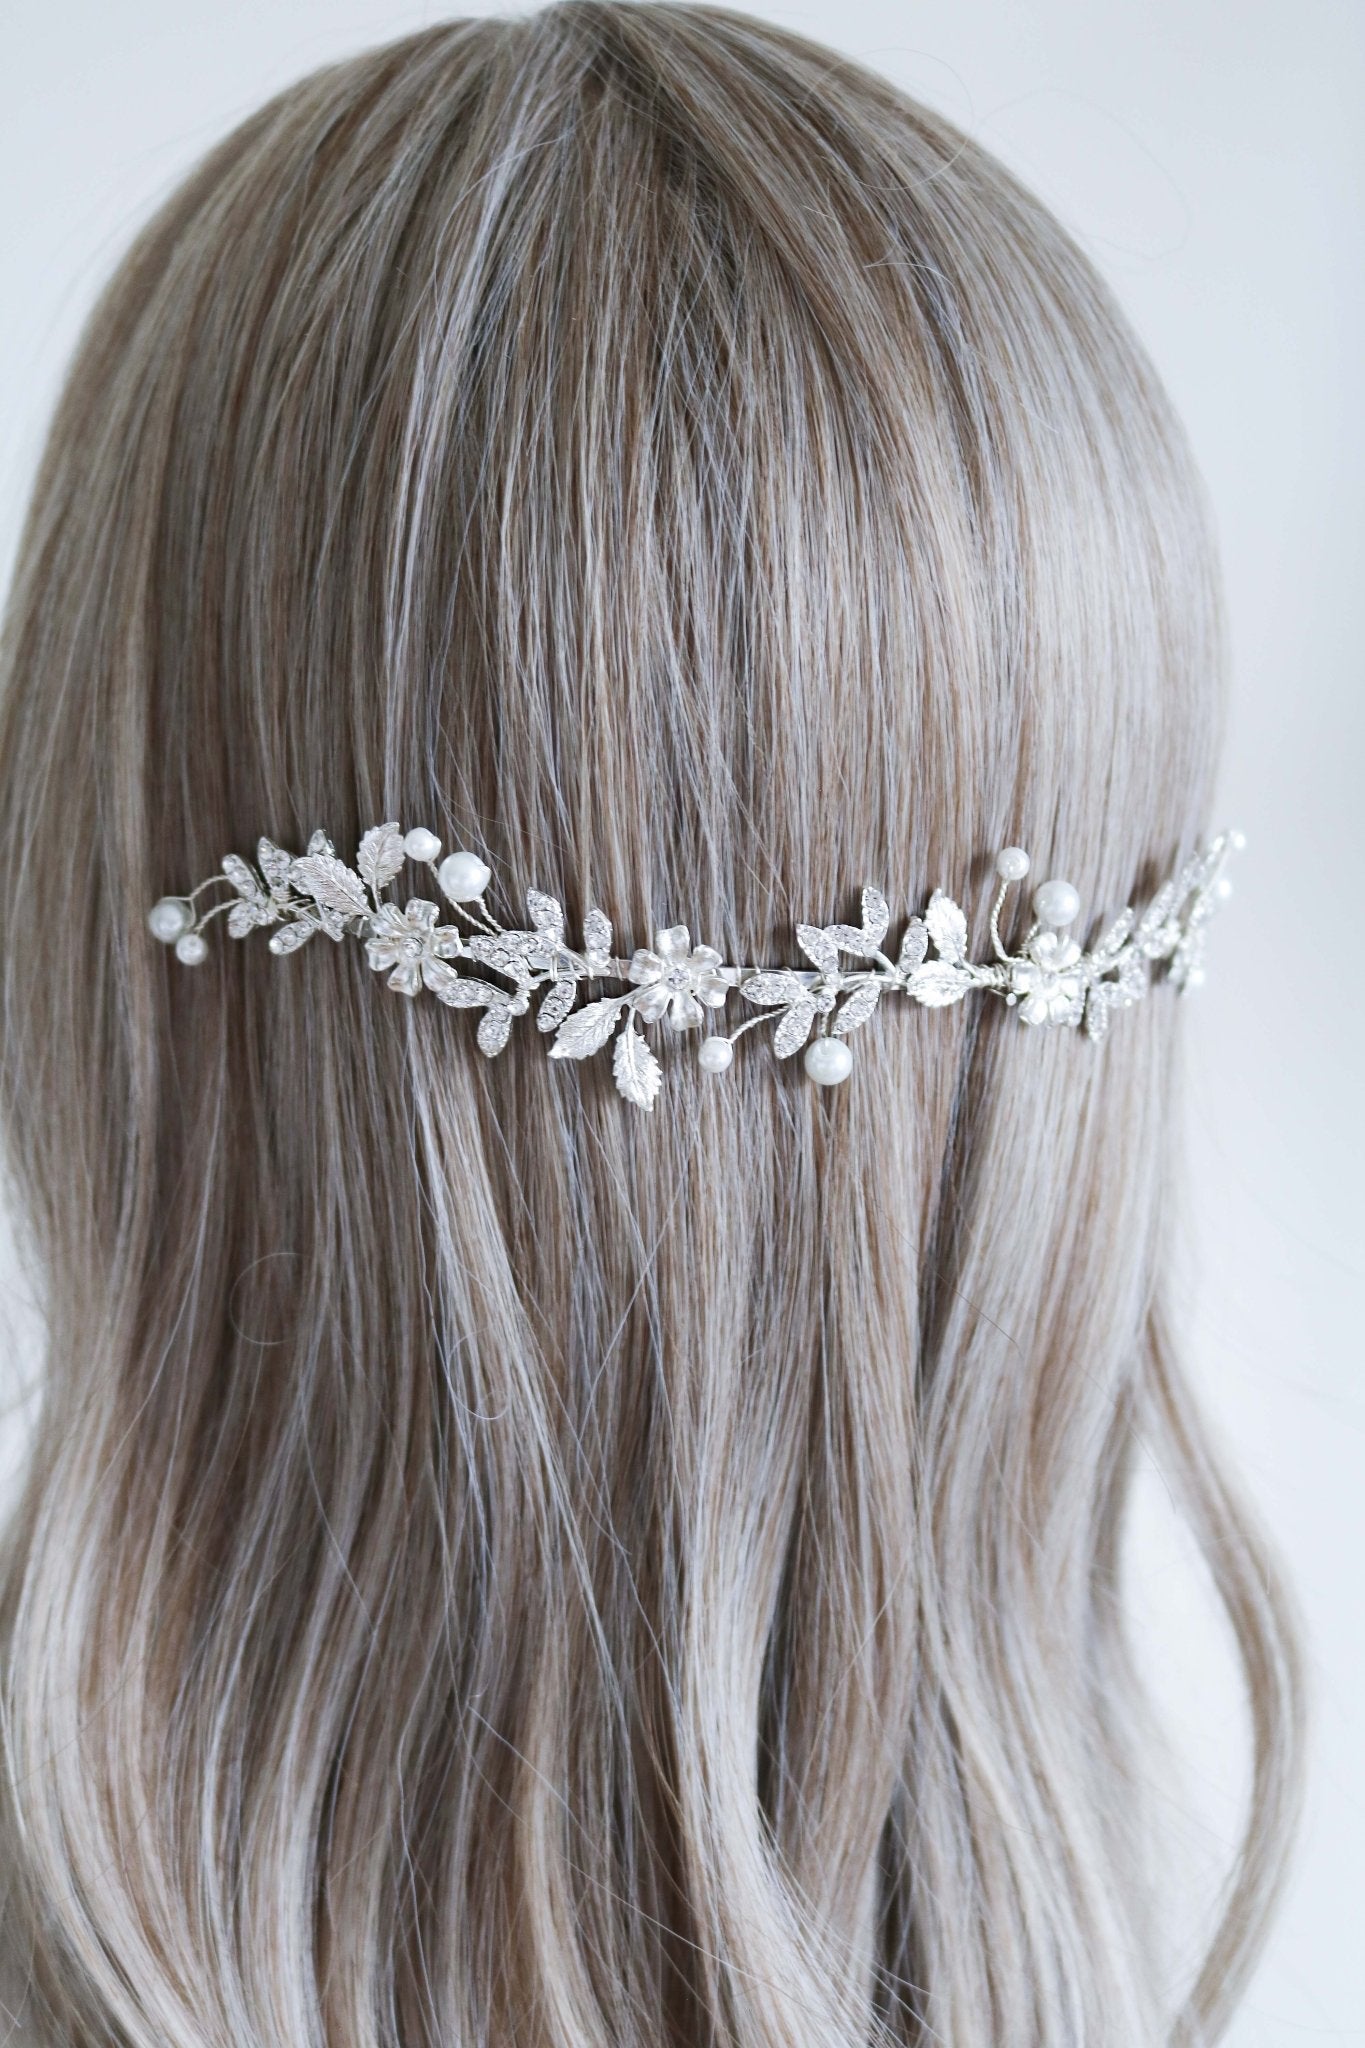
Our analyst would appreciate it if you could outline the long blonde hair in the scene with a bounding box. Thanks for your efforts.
[0,7,1301,2043]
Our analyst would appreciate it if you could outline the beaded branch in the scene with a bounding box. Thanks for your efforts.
[148,825,1242,1109]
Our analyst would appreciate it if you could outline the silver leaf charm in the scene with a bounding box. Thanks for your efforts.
[906,960,974,1007]
[613,1015,663,1109]
[549,995,625,1060]
[924,891,968,964]
[357,823,405,895]
[773,999,817,1057]
[743,970,810,1007]
[477,1005,514,1057]
[833,982,881,1036]
[796,924,840,977]
[291,853,369,919]
[896,917,929,975]
[536,977,577,1032]
[526,890,565,939]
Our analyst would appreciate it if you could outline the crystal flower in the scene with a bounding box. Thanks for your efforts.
[1010,930,1086,1027]
[365,898,463,996]
[627,925,730,1031]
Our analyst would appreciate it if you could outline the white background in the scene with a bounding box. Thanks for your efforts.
[1,4,1360,2041]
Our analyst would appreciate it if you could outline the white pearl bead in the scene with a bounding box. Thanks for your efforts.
[404,826,442,863]
[174,931,208,966]
[1032,877,1081,928]
[995,846,1031,883]
[804,1037,853,1086]
[698,1035,733,1074]
[148,897,191,943]
[1229,829,1247,851]
[1214,875,1233,901]
[437,850,491,902]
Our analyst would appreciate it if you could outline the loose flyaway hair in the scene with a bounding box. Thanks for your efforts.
[0,7,1301,2046]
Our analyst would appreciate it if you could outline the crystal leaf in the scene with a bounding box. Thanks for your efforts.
[1090,908,1135,968]
[1085,985,1117,1043]
[582,907,612,962]
[291,853,369,919]
[1117,949,1148,1001]
[257,838,295,900]
[477,1005,514,1057]
[358,823,405,894]
[526,890,565,938]
[613,1016,662,1110]
[925,891,968,964]
[536,977,577,1033]
[897,918,929,975]
[796,924,840,977]
[826,924,874,958]
[861,887,891,948]
[465,932,535,982]
[832,982,881,1036]
[316,905,347,942]
[1135,879,1181,951]
[306,830,335,857]
[222,853,262,901]
[227,899,275,939]
[742,971,810,1007]
[267,919,316,954]
[549,995,625,1060]
[430,971,509,1010]
[905,961,973,1007]
[773,999,817,1057]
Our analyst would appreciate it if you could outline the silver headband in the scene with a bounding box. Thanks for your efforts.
[147,825,1241,1109]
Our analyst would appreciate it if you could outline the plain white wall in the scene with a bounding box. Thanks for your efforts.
[1,3,1360,2040]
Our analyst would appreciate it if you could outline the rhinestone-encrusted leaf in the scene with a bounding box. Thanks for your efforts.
[743,970,810,1007]
[526,890,565,938]
[477,1005,514,1057]
[796,924,840,977]
[897,918,929,975]
[423,970,509,1010]
[536,978,577,1033]
[582,907,612,962]
[267,919,316,954]
[833,983,881,1036]
[773,1000,817,1057]
[257,838,294,900]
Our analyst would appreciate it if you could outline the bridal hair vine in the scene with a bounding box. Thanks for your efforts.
[148,825,1242,1110]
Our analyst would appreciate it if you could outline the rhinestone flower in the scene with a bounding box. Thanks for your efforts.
[627,925,731,1031]
[1009,930,1086,1027]
[365,898,463,996]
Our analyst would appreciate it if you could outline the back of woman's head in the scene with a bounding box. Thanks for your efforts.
[0,7,1300,2045]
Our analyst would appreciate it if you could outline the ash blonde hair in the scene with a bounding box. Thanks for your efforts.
[0,6,1301,2044]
